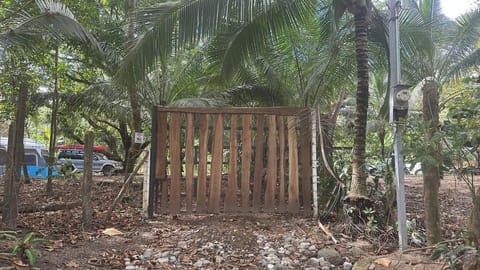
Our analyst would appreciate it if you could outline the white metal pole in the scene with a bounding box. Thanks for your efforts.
[389,0,408,250]
[142,147,150,217]
[311,109,319,218]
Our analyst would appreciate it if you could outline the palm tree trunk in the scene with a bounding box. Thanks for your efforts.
[422,79,442,244]
[125,0,142,173]
[347,5,370,201]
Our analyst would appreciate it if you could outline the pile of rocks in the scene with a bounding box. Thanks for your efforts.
[124,228,353,269]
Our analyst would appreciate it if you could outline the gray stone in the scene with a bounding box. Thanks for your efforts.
[125,266,137,270]
[299,241,311,249]
[157,257,169,264]
[140,232,156,241]
[280,257,293,266]
[265,254,280,264]
[322,266,330,270]
[142,248,153,259]
[156,251,170,258]
[177,241,188,249]
[350,247,364,257]
[267,264,275,269]
[193,260,204,268]
[194,259,211,268]
[343,261,353,270]
[317,248,343,266]
[169,256,176,262]
[320,259,331,268]
[306,257,320,267]
[309,245,317,251]
[319,257,331,268]
[349,240,373,253]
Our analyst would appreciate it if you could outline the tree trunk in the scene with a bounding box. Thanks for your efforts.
[347,5,370,202]
[471,186,480,245]
[422,79,442,245]
[47,47,59,194]
[82,132,94,229]
[125,0,142,173]
[3,80,29,228]
[3,125,18,229]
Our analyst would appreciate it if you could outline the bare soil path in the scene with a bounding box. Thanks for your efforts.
[0,174,474,269]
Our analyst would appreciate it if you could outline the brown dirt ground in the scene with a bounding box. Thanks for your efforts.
[0,174,476,269]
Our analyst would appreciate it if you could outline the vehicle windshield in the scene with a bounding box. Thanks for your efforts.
[95,152,109,160]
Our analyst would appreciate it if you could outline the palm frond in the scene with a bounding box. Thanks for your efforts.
[1,0,99,51]
[169,97,227,107]
[446,48,480,80]
[115,0,316,85]
[437,7,480,81]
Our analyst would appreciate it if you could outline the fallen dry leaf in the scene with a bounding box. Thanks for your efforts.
[375,257,392,267]
[102,228,123,236]
[65,260,80,267]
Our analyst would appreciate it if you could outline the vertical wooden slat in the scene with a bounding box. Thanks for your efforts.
[148,108,158,218]
[300,111,312,214]
[197,114,209,212]
[287,116,300,213]
[277,116,286,212]
[241,114,253,211]
[169,113,182,214]
[225,115,238,211]
[208,114,224,212]
[185,113,195,213]
[264,115,277,211]
[157,111,168,213]
[253,115,265,209]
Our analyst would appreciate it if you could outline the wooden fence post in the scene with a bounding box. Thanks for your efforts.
[82,131,94,228]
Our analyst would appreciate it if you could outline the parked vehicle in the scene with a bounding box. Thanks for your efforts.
[56,146,123,176]
[0,137,58,179]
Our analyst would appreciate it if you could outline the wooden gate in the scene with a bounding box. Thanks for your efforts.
[147,106,312,216]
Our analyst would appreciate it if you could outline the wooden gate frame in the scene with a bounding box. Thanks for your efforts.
[147,106,312,216]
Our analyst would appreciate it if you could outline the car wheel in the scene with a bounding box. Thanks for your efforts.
[102,165,114,177]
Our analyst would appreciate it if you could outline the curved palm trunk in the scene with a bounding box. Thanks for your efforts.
[422,79,442,244]
[347,5,370,200]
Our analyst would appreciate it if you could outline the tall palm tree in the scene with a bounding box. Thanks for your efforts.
[333,0,374,204]
[400,0,480,244]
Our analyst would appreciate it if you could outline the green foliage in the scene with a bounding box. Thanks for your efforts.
[405,219,426,246]
[6,231,48,266]
[431,232,479,270]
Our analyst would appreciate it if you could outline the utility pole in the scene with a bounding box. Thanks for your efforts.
[389,0,408,250]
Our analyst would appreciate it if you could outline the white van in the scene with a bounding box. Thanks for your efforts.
[0,137,58,178]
